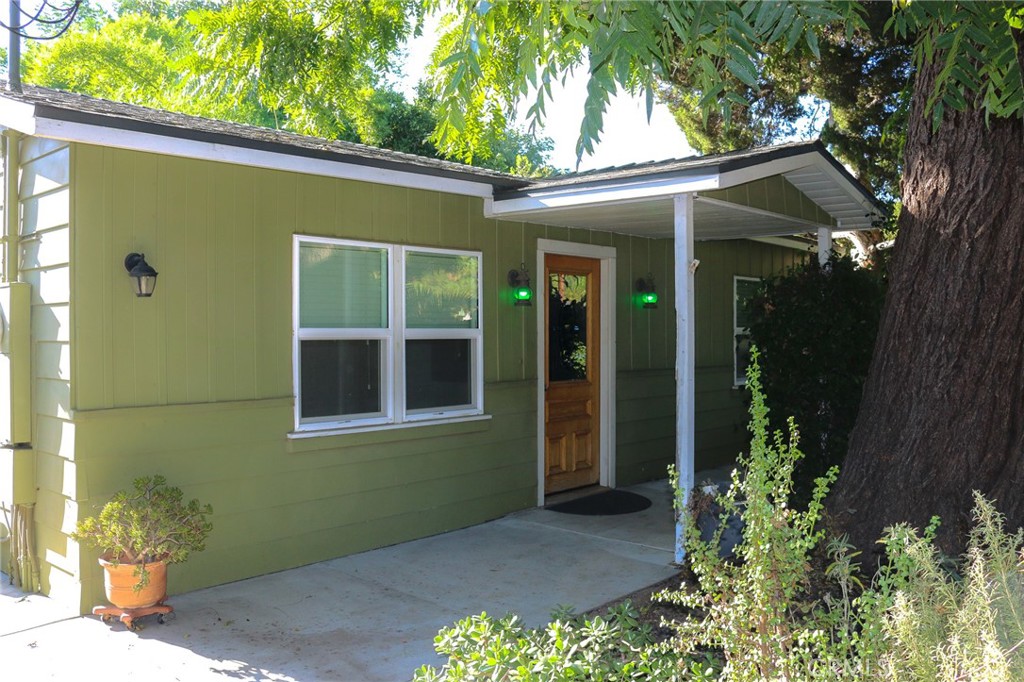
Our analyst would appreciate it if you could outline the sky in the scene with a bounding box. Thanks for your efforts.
[400,11,697,173]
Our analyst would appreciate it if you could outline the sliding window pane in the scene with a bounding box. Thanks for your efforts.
[300,340,382,418]
[299,243,387,328]
[405,252,478,329]
[405,339,471,410]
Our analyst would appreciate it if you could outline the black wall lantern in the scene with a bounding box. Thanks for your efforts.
[124,253,158,297]
[636,274,658,309]
[508,263,533,306]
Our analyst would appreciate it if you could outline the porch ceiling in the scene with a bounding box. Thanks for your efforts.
[490,194,824,241]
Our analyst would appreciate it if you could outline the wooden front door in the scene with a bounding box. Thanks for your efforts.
[544,254,601,494]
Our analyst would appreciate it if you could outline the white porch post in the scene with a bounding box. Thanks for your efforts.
[673,193,695,564]
[817,226,833,266]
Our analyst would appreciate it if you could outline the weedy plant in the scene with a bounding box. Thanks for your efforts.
[662,348,851,681]
[662,349,1024,681]
[872,494,1024,681]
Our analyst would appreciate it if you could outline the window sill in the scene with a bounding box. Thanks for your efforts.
[288,413,492,442]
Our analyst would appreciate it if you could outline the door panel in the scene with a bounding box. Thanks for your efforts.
[544,254,601,494]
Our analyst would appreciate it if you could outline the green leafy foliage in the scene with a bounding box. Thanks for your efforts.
[888,1,1024,127]
[664,352,1024,680]
[22,9,281,127]
[429,0,1021,193]
[72,475,213,590]
[185,0,420,140]
[429,1,866,165]
[668,2,911,214]
[413,603,679,681]
[745,255,886,506]
[21,1,559,174]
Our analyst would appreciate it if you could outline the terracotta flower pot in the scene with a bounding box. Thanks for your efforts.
[99,557,167,609]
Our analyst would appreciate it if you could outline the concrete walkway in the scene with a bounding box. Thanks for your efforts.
[0,479,681,682]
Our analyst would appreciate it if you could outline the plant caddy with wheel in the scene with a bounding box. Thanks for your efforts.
[72,475,213,630]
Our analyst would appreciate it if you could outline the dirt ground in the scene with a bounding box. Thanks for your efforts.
[584,568,696,642]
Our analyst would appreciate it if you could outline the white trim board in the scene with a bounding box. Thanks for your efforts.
[535,238,617,506]
[489,173,719,217]
[0,100,38,136]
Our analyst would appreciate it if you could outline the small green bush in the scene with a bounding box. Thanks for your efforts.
[412,602,681,681]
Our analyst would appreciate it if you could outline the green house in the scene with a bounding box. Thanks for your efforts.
[0,86,879,614]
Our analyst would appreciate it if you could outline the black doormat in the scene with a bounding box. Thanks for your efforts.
[546,490,652,516]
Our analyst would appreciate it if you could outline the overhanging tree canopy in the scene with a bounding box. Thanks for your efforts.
[21,0,560,174]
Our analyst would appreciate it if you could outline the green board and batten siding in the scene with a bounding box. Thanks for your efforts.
[51,143,807,610]
[614,238,805,484]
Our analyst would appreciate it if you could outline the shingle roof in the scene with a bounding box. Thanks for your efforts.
[0,84,530,190]
[0,84,879,214]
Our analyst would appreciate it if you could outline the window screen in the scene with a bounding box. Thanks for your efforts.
[299,242,387,328]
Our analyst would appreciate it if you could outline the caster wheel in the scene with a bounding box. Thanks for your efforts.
[158,614,170,624]
[101,615,114,624]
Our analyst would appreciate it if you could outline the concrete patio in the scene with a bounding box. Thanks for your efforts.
[0,479,685,682]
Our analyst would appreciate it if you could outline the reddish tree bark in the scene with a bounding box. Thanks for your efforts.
[829,30,1024,556]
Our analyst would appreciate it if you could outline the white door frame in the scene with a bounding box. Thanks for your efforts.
[535,238,617,506]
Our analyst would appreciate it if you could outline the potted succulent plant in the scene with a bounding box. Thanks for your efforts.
[72,474,213,609]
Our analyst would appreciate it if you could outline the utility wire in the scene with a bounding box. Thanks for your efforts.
[1,0,81,40]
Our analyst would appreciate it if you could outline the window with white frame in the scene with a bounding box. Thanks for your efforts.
[294,236,483,431]
[733,276,760,386]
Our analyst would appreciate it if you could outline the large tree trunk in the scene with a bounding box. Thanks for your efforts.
[828,32,1024,556]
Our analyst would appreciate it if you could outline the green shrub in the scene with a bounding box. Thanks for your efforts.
[664,350,1024,681]
[412,602,682,681]
[746,254,885,505]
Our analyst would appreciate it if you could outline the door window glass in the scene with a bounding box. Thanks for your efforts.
[548,273,589,382]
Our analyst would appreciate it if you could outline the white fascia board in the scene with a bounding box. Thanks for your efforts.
[716,152,822,188]
[486,172,719,217]
[0,99,38,136]
[30,116,496,198]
